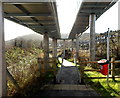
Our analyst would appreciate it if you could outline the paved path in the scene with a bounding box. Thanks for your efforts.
[56,58,81,84]
[35,59,100,96]
[56,66,81,84]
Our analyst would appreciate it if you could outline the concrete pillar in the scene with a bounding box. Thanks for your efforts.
[0,2,7,97]
[63,39,65,57]
[71,39,74,51]
[118,1,120,30]
[52,38,57,58]
[44,32,49,72]
[76,34,79,59]
[89,14,96,61]
[52,38,57,75]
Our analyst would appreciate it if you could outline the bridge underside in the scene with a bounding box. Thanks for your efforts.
[68,0,118,61]
[69,0,118,39]
[3,1,60,38]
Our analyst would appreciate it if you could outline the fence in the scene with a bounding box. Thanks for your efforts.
[37,57,57,76]
[78,58,120,80]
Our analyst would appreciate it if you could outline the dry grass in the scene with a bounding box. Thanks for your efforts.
[6,47,43,96]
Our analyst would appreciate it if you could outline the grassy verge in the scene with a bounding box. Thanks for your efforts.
[84,66,120,97]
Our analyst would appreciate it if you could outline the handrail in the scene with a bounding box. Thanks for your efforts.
[78,58,120,80]
[78,60,120,64]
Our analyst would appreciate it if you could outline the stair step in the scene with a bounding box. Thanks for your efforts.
[41,84,94,91]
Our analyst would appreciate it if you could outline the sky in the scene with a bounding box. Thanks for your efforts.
[56,0,82,38]
[4,19,36,41]
[4,0,119,41]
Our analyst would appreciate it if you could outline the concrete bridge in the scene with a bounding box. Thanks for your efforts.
[0,0,118,97]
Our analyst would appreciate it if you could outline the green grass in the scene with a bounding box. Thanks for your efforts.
[84,66,120,97]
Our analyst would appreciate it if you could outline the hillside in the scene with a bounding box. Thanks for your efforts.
[5,33,43,48]
[79,33,90,41]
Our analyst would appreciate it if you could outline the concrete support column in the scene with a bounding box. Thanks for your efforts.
[118,1,120,30]
[52,38,57,75]
[76,34,79,59]
[89,14,96,61]
[52,38,57,58]
[63,39,66,57]
[71,39,74,51]
[0,2,7,97]
[44,32,49,72]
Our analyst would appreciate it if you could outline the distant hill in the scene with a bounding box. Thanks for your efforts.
[79,33,90,41]
[5,32,102,49]
[79,33,100,41]
[17,33,43,41]
[5,39,16,49]
[5,33,43,49]
[61,33,69,38]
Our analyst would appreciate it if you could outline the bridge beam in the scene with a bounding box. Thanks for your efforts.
[43,32,49,73]
[4,13,52,17]
[0,2,7,97]
[89,14,96,61]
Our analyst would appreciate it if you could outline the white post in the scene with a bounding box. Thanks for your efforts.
[0,2,7,97]
[89,14,96,61]
[107,28,110,84]
[118,1,120,30]
[107,28,110,60]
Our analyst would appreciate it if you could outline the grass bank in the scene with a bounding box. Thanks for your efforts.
[84,66,120,97]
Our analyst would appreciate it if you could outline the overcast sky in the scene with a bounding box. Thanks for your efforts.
[4,0,119,41]
[57,0,119,37]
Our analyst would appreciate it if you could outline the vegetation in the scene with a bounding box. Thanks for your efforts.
[84,66,120,97]
[77,30,120,97]
[96,30,120,60]
[6,47,44,96]
[13,71,55,96]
